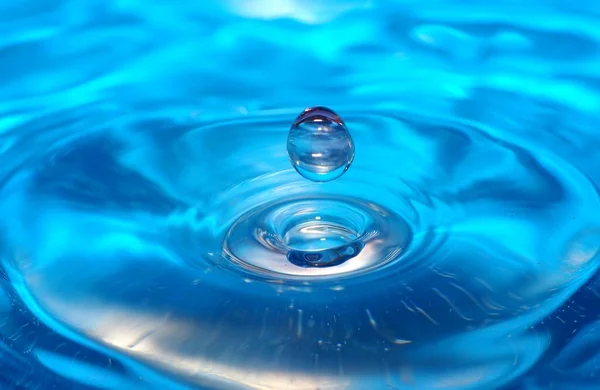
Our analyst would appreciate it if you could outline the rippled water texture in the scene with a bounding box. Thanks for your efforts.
[2,1,600,389]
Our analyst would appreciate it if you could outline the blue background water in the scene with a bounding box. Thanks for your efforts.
[2,1,600,389]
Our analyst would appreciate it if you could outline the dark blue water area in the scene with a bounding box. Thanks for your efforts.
[2,1,600,390]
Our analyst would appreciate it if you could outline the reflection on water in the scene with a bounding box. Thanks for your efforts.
[1,1,600,389]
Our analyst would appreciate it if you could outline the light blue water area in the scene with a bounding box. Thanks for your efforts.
[1,1,600,389]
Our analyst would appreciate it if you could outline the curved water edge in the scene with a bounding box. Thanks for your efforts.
[3,1,600,389]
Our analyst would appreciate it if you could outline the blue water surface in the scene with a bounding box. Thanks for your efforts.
[2,1,600,389]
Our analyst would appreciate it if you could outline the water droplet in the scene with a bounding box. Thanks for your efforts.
[287,106,355,182]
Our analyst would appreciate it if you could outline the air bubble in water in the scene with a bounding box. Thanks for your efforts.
[287,106,355,182]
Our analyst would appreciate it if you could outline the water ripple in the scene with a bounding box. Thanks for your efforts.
[2,1,600,389]
[0,104,597,389]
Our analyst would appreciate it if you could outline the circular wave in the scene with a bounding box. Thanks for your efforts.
[1,107,600,389]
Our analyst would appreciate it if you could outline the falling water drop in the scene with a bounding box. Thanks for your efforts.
[287,106,355,182]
